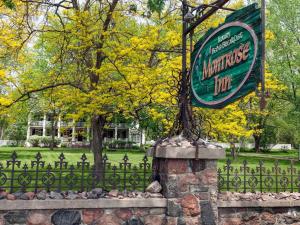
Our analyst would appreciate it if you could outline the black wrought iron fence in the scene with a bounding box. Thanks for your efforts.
[218,159,300,193]
[0,152,153,193]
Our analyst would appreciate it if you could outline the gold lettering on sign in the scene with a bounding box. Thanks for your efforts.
[214,76,232,96]
[202,42,250,81]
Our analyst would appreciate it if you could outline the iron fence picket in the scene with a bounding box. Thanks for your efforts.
[0,151,152,193]
[218,158,300,193]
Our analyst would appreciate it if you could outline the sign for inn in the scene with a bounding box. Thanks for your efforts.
[191,4,262,108]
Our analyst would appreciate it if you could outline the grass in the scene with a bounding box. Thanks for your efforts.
[219,150,300,170]
[0,147,151,192]
[218,150,300,193]
[0,147,149,166]
[1,147,300,192]
[1,147,299,169]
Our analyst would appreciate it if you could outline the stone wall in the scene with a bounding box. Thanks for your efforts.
[218,200,300,225]
[0,208,165,225]
[4,199,300,225]
[0,199,167,225]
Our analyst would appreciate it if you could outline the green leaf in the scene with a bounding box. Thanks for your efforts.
[147,0,165,14]
[2,0,15,9]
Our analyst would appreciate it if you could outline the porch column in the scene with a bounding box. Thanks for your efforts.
[128,129,132,142]
[26,112,31,141]
[57,115,61,139]
[42,113,46,137]
[72,119,76,142]
[86,126,90,142]
[114,125,118,140]
[141,129,146,145]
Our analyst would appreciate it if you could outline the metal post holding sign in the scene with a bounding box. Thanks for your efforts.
[179,0,191,137]
[178,1,265,136]
[260,0,267,110]
[178,0,231,137]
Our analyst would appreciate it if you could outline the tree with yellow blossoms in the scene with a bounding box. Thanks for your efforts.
[0,0,291,168]
[0,0,183,171]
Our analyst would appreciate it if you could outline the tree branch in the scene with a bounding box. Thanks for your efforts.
[1,82,87,108]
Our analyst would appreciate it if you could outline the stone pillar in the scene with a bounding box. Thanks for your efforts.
[155,137,225,225]
[42,113,47,137]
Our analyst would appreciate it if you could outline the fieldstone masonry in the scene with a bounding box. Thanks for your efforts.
[0,208,166,225]
[154,137,225,225]
[219,202,300,225]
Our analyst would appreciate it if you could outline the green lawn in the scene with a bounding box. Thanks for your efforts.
[1,147,300,193]
[219,150,300,171]
[218,150,300,193]
[1,147,299,169]
[0,147,149,166]
[0,147,152,192]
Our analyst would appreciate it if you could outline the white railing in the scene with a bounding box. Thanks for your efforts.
[30,121,132,129]
[104,138,129,143]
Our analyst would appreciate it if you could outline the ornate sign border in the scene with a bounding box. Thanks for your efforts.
[191,21,258,107]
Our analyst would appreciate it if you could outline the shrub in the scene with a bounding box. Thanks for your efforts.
[60,142,68,148]
[261,148,271,153]
[106,140,135,149]
[28,135,41,147]
[132,145,141,150]
[238,147,255,153]
[40,136,61,147]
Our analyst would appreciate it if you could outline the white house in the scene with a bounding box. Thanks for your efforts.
[26,112,146,147]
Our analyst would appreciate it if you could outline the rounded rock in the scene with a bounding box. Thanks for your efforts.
[94,214,122,225]
[82,209,104,225]
[36,190,47,200]
[27,212,51,225]
[108,189,119,197]
[6,194,16,200]
[180,194,200,217]
[146,181,162,193]
[115,209,132,221]
[51,210,81,225]
[144,215,165,225]
[25,192,36,200]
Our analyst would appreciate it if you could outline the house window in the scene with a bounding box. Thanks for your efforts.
[131,134,140,143]
[104,130,114,138]
[31,128,42,136]
[118,130,128,139]
[76,128,86,142]
[46,128,58,136]
[62,128,72,137]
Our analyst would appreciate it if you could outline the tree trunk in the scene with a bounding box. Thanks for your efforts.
[254,135,261,153]
[139,129,143,148]
[50,112,57,151]
[91,114,105,177]
[0,127,3,140]
[50,120,54,150]
[230,142,237,159]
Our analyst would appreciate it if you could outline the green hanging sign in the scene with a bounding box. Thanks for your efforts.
[191,4,262,108]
